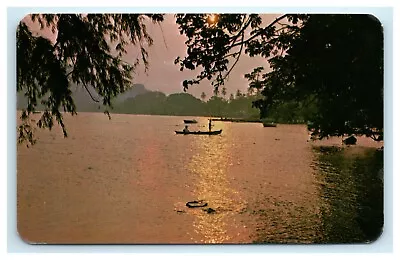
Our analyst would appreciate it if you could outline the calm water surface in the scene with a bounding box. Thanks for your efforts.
[17,113,383,244]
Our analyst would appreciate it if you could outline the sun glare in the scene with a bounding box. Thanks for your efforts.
[206,14,219,26]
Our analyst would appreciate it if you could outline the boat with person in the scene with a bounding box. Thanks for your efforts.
[175,129,222,135]
[183,119,198,124]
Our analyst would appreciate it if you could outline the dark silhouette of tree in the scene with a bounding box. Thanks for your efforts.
[200,91,207,101]
[206,96,224,117]
[175,14,383,141]
[252,15,383,140]
[221,87,227,99]
[229,93,235,102]
[213,88,219,96]
[247,87,255,96]
[235,89,242,98]
[245,66,263,96]
[17,14,164,145]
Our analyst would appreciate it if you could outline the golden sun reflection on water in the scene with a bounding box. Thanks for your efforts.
[185,130,247,243]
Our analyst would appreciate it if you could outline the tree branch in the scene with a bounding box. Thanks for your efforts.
[221,32,245,81]
[68,54,100,103]
[158,23,169,50]
[52,39,60,52]
[66,69,74,78]
[227,15,252,48]
[275,25,290,33]
[82,81,100,103]
[230,14,289,49]
[222,51,241,60]
[212,15,298,85]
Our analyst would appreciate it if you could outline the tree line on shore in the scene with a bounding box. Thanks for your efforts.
[111,88,315,123]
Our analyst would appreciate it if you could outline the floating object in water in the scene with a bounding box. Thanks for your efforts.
[343,135,357,145]
[183,119,198,124]
[186,200,208,208]
[175,130,222,135]
[263,122,277,127]
[203,207,216,214]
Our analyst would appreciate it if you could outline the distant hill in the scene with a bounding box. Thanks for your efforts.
[17,83,150,112]
[114,84,148,103]
[113,92,207,116]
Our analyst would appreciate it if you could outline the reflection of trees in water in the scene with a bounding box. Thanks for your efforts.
[312,146,383,243]
[250,198,322,244]
[250,146,383,244]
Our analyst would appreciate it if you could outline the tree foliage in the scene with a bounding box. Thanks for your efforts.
[112,89,261,119]
[175,14,383,140]
[17,14,164,145]
[174,14,304,90]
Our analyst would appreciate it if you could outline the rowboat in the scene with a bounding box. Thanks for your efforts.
[183,119,198,124]
[186,200,208,208]
[263,122,277,127]
[175,129,222,135]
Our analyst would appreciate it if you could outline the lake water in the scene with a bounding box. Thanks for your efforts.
[17,113,383,244]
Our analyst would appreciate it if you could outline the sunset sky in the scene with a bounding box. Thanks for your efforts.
[23,14,280,99]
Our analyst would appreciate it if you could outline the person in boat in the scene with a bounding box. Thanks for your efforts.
[208,119,212,132]
[183,125,190,133]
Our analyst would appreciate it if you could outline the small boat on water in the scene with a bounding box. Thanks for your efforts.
[186,200,208,208]
[175,129,222,135]
[183,119,198,124]
[263,122,277,127]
